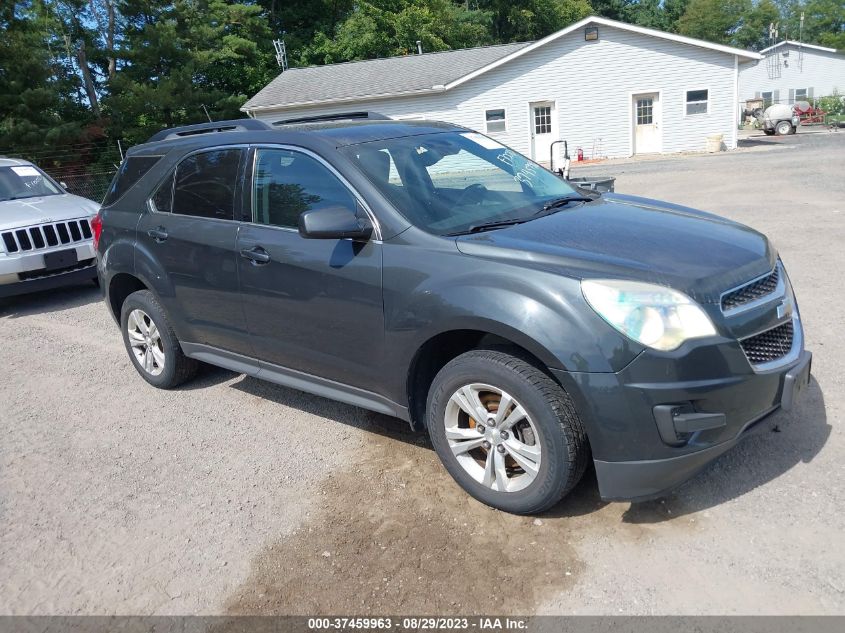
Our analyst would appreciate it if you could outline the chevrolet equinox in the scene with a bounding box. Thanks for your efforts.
[94,114,812,514]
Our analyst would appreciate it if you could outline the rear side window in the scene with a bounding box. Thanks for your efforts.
[172,149,243,220]
[102,155,162,206]
[151,171,174,213]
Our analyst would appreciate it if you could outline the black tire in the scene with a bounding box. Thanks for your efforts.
[763,129,776,136]
[426,350,589,514]
[775,120,792,136]
[120,289,198,389]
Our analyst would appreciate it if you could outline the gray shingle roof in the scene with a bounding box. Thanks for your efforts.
[242,42,530,111]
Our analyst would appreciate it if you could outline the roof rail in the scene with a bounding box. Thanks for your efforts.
[146,119,271,143]
[272,111,391,126]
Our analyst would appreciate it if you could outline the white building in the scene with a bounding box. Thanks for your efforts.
[739,41,845,105]
[243,16,761,165]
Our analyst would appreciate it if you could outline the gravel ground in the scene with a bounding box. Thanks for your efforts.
[1,131,843,616]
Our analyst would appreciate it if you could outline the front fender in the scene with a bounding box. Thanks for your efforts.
[382,239,641,400]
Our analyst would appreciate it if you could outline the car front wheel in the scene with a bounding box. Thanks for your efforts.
[426,350,589,514]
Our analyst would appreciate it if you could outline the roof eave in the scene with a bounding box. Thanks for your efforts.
[241,85,446,114]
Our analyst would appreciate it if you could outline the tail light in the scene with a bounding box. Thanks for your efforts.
[91,212,103,251]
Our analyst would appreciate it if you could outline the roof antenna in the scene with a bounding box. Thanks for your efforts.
[416,40,423,55]
[201,104,213,122]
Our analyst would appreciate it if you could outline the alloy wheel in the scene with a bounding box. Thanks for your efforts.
[444,383,541,493]
[126,309,165,376]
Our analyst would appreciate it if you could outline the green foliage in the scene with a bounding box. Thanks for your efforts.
[477,0,593,42]
[299,1,494,64]
[818,91,844,115]
[106,0,276,144]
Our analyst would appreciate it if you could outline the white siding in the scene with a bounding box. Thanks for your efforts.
[255,25,740,161]
[739,45,845,104]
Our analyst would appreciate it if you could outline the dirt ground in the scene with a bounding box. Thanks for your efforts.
[1,130,843,616]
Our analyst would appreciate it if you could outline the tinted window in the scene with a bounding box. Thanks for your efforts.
[253,149,356,228]
[102,155,162,206]
[172,149,242,220]
[151,171,174,213]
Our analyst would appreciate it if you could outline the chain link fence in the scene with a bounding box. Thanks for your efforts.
[0,140,123,203]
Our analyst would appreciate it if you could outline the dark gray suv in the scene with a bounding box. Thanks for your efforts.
[95,115,812,514]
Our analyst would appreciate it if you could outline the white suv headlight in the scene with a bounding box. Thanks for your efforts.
[581,279,717,351]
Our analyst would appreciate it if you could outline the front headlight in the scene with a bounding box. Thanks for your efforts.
[581,279,717,351]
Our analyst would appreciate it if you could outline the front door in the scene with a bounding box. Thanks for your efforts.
[529,101,556,167]
[632,92,661,154]
[237,146,385,392]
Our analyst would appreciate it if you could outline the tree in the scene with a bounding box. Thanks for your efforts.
[300,1,494,64]
[734,0,780,50]
[0,1,92,149]
[677,0,749,44]
[801,0,845,50]
[105,0,276,143]
[478,0,593,43]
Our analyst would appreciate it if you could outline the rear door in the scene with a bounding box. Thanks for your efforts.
[236,146,385,392]
[135,147,253,355]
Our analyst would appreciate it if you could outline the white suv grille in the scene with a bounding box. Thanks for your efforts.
[2,219,93,253]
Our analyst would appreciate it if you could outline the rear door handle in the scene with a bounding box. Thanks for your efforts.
[147,227,168,242]
[240,246,271,265]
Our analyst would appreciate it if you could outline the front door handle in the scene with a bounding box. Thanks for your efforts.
[240,246,271,265]
[147,227,168,242]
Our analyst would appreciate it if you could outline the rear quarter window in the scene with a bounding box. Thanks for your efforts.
[102,155,162,206]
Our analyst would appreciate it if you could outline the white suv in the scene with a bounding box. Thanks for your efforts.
[0,158,100,298]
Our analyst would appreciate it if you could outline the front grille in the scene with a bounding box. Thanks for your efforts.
[17,258,95,281]
[722,266,780,311]
[2,218,93,254]
[740,321,794,365]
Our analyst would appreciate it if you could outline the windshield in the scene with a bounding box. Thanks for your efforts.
[0,164,62,202]
[341,131,578,235]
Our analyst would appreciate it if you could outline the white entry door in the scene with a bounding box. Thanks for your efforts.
[530,101,556,167]
[632,92,661,154]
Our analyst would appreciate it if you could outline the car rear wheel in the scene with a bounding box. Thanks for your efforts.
[120,290,197,388]
[426,350,589,514]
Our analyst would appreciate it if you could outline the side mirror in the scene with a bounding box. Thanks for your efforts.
[298,205,373,240]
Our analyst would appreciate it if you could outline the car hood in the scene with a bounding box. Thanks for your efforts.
[454,193,776,304]
[0,194,99,231]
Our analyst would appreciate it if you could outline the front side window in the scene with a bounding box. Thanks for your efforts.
[0,164,61,202]
[685,89,709,115]
[485,109,507,134]
[343,131,576,236]
[172,149,242,220]
[252,149,356,228]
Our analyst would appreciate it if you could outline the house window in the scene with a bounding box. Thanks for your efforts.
[533,106,552,134]
[485,109,507,133]
[794,88,808,102]
[636,98,653,125]
[761,91,773,107]
[685,89,709,115]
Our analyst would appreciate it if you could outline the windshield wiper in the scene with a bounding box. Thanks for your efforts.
[540,194,594,213]
[447,218,529,236]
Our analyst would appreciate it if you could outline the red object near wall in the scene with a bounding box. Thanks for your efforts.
[576,147,584,161]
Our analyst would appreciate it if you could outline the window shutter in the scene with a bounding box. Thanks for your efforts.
[755,91,760,98]
[789,88,795,103]
[773,89,780,103]
[808,87,814,98]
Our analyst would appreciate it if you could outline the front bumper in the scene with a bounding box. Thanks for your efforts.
[0,243,97,297]
[552,340,812,502]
